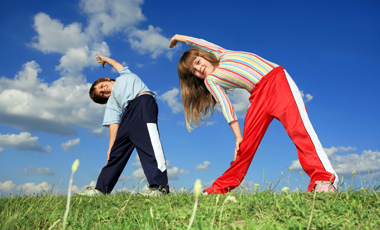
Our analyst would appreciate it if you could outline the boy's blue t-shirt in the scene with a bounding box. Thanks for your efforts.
[102,67,153,126]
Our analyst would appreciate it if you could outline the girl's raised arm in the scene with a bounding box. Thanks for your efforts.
[169,34,189,48]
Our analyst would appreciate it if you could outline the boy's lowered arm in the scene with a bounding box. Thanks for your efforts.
[96,53,124,72]
[106,123,119,164]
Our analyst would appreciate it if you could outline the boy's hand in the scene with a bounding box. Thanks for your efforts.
[106,150,111,164]
[96,53,124,72]
[96,53,107,68]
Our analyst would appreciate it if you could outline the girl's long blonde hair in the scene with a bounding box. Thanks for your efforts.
[177,47,220,131]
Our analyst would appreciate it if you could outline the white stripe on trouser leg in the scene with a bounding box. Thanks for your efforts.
[283,70,339,188]
[147,123,166,172]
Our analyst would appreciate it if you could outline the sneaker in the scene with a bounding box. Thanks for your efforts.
[314,181,336,193]
[74,187,104,197]
[137,187,166,197]
[201,189,208,195]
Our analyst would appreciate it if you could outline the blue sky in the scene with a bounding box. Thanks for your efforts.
[1,0,379,196]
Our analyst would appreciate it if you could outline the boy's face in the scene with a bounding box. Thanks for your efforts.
[94,78,115,99]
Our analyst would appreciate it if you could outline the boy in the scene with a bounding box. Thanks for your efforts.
[76,54,169,197]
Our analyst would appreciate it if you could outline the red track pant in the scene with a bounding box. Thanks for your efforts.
[205,67,338,194]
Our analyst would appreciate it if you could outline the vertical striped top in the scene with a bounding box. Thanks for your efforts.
[186,37,279,123]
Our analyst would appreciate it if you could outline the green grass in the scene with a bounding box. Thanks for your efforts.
[1,185,380,230]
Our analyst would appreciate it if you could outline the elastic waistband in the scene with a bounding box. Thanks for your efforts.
[257,66,285,85]
[136,91,155,98]
[265,66,284,79]
[128,92,155,108]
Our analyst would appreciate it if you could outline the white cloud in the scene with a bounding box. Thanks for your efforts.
[0,147,3,152]
[18,166,55,175]
[119,175,132,182]
[289,160,302,171]
[128,25,177,59]
[80,0,175,59]
[0,132,51,153]
[60,138,81,152]
[132,168,145,181]
[177,121,186,127]
[70,181,97,195]
[132,155,141,167]
[131,160,189,181]
[289,147,380,177]
[0,181,63,196]
[1,0,179,137]
[228,88,251,118]
[56,42,110,82]
[323,146,337,157]
[17,182,52,195]
[87,126,109,139]
[30,13,88,54]
[136,63,145,68]
[0,61,42,93]
[167,167,189,181]
[331,149,380,176]
[0,61,105,135]
[158,88,183,114]
[205,121,217,126]
[29,11,111,82]
[203,180,215,188]
[338,146,356,153]
[166,160,189,180]
[80,0,146,38]
[56,46,94,79]
[195,161,211,170]
[300,91,313,103]
[0,181,16,193]
[2,180,100,196]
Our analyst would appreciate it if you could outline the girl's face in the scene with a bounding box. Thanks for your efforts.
[94,79,115,99]
[189,56,216,79]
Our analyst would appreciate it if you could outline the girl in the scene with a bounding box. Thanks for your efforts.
[169,34,338,194]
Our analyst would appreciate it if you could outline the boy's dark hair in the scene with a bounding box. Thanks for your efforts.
[89,78,115,104]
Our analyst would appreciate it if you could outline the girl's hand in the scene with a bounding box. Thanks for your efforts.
[169,36,178,48]
[234,137,243,161]
[229,120,243,161]
[96,53,107,68]
[169,34,189,48]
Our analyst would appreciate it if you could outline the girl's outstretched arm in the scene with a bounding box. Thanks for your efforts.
[96,53,124,72]
[169,34,189,48]
[230,120,243,161]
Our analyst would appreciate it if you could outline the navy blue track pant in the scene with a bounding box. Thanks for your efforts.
[95,95,169,193]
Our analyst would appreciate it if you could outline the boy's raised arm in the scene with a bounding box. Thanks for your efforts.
[96,53,124,72]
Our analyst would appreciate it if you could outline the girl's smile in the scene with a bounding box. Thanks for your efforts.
[189,56,216,79]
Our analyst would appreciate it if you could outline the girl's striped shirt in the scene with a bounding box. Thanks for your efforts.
[186,37,279,123]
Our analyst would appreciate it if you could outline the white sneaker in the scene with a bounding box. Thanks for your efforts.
[74,187,104,197]
[201,189,208,195]
[137,187,166,197]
